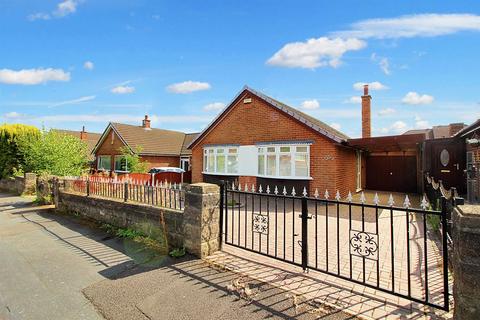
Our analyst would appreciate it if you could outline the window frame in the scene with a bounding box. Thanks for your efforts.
[114,155,129,173]
[257,144,311,179]
[97,155,112,171]
[203,146,239,175]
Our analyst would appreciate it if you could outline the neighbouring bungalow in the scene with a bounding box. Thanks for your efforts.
[188,86,360,196]
[55,126,102,160]
[455,119,480,203]
[91,116,197,181]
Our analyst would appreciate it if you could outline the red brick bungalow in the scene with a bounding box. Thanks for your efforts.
[188,86,363,196]
[92,116,197,180]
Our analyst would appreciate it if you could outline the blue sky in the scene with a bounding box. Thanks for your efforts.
[0,0,479,137]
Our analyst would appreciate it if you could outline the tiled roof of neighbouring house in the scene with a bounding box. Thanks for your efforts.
[110,122,187,156]
[181,133,199,155]
[188,86,349,148]
[54,129,102,154]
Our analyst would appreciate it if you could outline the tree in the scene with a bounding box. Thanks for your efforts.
[0,124,40,178]
[119,146,149,173]
[19,130,89,176]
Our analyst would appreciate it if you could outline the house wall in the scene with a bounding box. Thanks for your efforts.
[94,128,180,171]
[140,155,180,168]
[191,91,357,196]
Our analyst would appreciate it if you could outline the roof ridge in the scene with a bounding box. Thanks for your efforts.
[111,122,187,135]
[245,86,349,140]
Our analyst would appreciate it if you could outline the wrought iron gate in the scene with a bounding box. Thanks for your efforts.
[219,183,450,311]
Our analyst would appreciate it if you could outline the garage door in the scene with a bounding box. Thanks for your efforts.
[366,156,417,193]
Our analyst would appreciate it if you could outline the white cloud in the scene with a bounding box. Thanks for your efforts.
[402,92,434,105]
[344,96,362,104]
[203,102,225,112]
[266,37,366,69]
[330,123,341,130]
[54,0,79,17]
[353,81,388,91]
[379,58,390,75]
[370,53,391,75]
[300,99,320,110]
[391,120,408,133]
[111,85,135,94]
[49,95,96,107]
[28,0,80,21]
[3,112,23,119]
[378,108,396,116]
[334,14,480,39]
[167,81,211,94]
[11,114,212,125]
[375,120,409,135]
[414,115,430,128]
[0,68,70,85]
[28,13,51,21]
[83,61,94,70]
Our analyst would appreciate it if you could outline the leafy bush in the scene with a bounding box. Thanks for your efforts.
[119,146,149,173]
[18,130,89,176]
[169,247,186,258]
[0,124,40,178]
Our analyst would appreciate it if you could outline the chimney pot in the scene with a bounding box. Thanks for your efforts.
[142,115,151,129]
[363,84,369,96]
[80,126,87,140]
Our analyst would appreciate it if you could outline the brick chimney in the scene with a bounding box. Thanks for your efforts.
[80,126,87,140]
[449,123,466,137]
[142,115,151,129]
[361,84,371,138]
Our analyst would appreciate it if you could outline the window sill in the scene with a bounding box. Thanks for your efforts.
[202,172,239,176]
[257,175,313,180]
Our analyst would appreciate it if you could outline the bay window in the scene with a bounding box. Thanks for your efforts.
[257,145,310,179]
[203,146,238,174]
[97,155,111,171]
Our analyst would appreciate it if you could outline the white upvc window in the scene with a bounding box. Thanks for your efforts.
[257,145,310,179]
[97,155,111,171]
[114,155,128,173]
[203,146,239,175]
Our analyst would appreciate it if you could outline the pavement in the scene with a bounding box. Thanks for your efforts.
[0,192,353,320]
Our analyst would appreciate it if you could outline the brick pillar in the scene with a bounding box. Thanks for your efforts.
[183,183,221,258]
[361,84,371,138]
[453,205,480,319]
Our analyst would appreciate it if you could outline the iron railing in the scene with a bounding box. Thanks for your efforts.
[424,173,464,245]
[221,182,450,311]
[64,177,185,210]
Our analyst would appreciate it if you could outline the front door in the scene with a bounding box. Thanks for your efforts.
[431,139,466,193]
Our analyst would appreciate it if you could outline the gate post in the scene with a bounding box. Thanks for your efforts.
[452,204,480,319]
[183,183,221,258]
[219,181,225,250]
[441,197,449,312]
[301,197,308,271]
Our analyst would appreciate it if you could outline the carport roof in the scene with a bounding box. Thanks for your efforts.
[347,133,426,152]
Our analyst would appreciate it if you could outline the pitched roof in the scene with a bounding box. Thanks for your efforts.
[188,86,349,148]
[54,129,102,154]
[181,133,199,155]
[455,119,480,137]
[108,123,186,156]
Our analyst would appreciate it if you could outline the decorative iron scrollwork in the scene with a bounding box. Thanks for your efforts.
[349,230,379,260]
[253,214,268,234]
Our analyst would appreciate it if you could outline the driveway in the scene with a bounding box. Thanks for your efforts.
[0,192,351,320]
